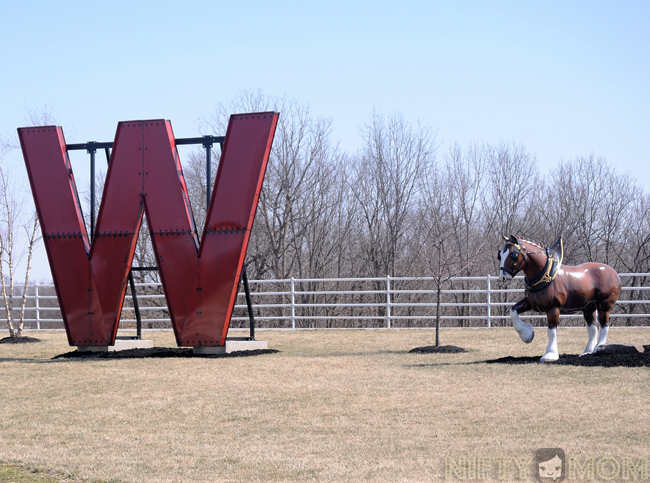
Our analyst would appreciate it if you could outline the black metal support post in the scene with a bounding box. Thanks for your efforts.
[67,141,112,240]
[205,141,212,208]
[175,135,224,208]
[128,271,142,340]
[242,265,255,340]
[89,148,95,239]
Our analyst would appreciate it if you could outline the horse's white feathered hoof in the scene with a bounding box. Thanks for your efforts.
[513,316,535,344]
[579,350,593,357]
[520,329,535,344]
[540,352,559,362]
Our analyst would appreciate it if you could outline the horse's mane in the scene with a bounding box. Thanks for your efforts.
[518,237,545,249]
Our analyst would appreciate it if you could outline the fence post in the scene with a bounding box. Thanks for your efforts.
[486,275,491,328]
[386,275,391,329]
[290,277,295,329]
[35,283,40,330]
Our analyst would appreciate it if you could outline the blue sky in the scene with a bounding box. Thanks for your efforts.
[1,1,649,281]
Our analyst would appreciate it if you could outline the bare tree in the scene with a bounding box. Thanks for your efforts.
[554,156,605,262]
[598,170,637,267]
[182,149,212,239]
[23,105,57,128]
[484,142,541,240]
[417,165,486,346]
[446,142,489,271]
[0,139,40,338]
[349,110,437,277]
[545,155,637,265]
[198,89,344,280]
[616,192,650,274]
[292,149,351,279]
[442,143,491,324]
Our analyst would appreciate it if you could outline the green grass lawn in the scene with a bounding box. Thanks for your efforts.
[0,463,76,483]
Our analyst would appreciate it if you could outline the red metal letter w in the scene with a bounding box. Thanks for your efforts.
[18,113,278,347]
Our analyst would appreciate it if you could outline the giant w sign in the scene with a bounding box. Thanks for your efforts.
[18,113,278,347]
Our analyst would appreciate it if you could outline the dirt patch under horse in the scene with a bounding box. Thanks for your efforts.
[484,344,650,367]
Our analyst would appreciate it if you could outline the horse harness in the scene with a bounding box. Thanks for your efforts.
[499,238,564,293]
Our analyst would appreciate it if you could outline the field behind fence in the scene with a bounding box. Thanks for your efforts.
[3,273,650,330]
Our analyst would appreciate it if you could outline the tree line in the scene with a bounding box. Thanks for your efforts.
[176,90,648,284]
[3,93,649,333]
[184,90,650,329]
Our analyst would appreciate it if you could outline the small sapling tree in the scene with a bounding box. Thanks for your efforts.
[0,142,40,338]
[418,164,485,347]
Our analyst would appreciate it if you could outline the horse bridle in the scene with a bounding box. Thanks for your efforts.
[498,241,527,277]
[498,239,560,291]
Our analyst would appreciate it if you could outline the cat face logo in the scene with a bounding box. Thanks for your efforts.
[535,448,566,483]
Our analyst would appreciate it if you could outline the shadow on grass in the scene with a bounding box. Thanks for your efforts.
[52,347,280,360]
[0,348,280,364]
[405,345,650,368]
[0,336,41,344]
[409,345,467,354]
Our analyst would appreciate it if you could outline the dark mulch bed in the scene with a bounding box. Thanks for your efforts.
[0,336,41,344]
[52,347,279,360]
[409,345,467,354]
[484,345,650,367]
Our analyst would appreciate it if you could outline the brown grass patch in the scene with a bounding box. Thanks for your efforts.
[1,327,649,482]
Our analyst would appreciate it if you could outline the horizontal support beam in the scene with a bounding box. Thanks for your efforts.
[66,141,113,152]
[67,135,225,152]
[174,135,225,146]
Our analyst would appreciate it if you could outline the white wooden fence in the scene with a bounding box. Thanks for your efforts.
[2,273,650,329]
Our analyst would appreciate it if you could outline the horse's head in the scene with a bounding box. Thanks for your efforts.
[498,235,526,284]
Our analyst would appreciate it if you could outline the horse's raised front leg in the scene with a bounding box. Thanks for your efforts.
[541,307,560,362]
[510,298,534,344]
[580,306,599,356]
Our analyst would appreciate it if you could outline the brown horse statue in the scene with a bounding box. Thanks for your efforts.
[498,235,622,362]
